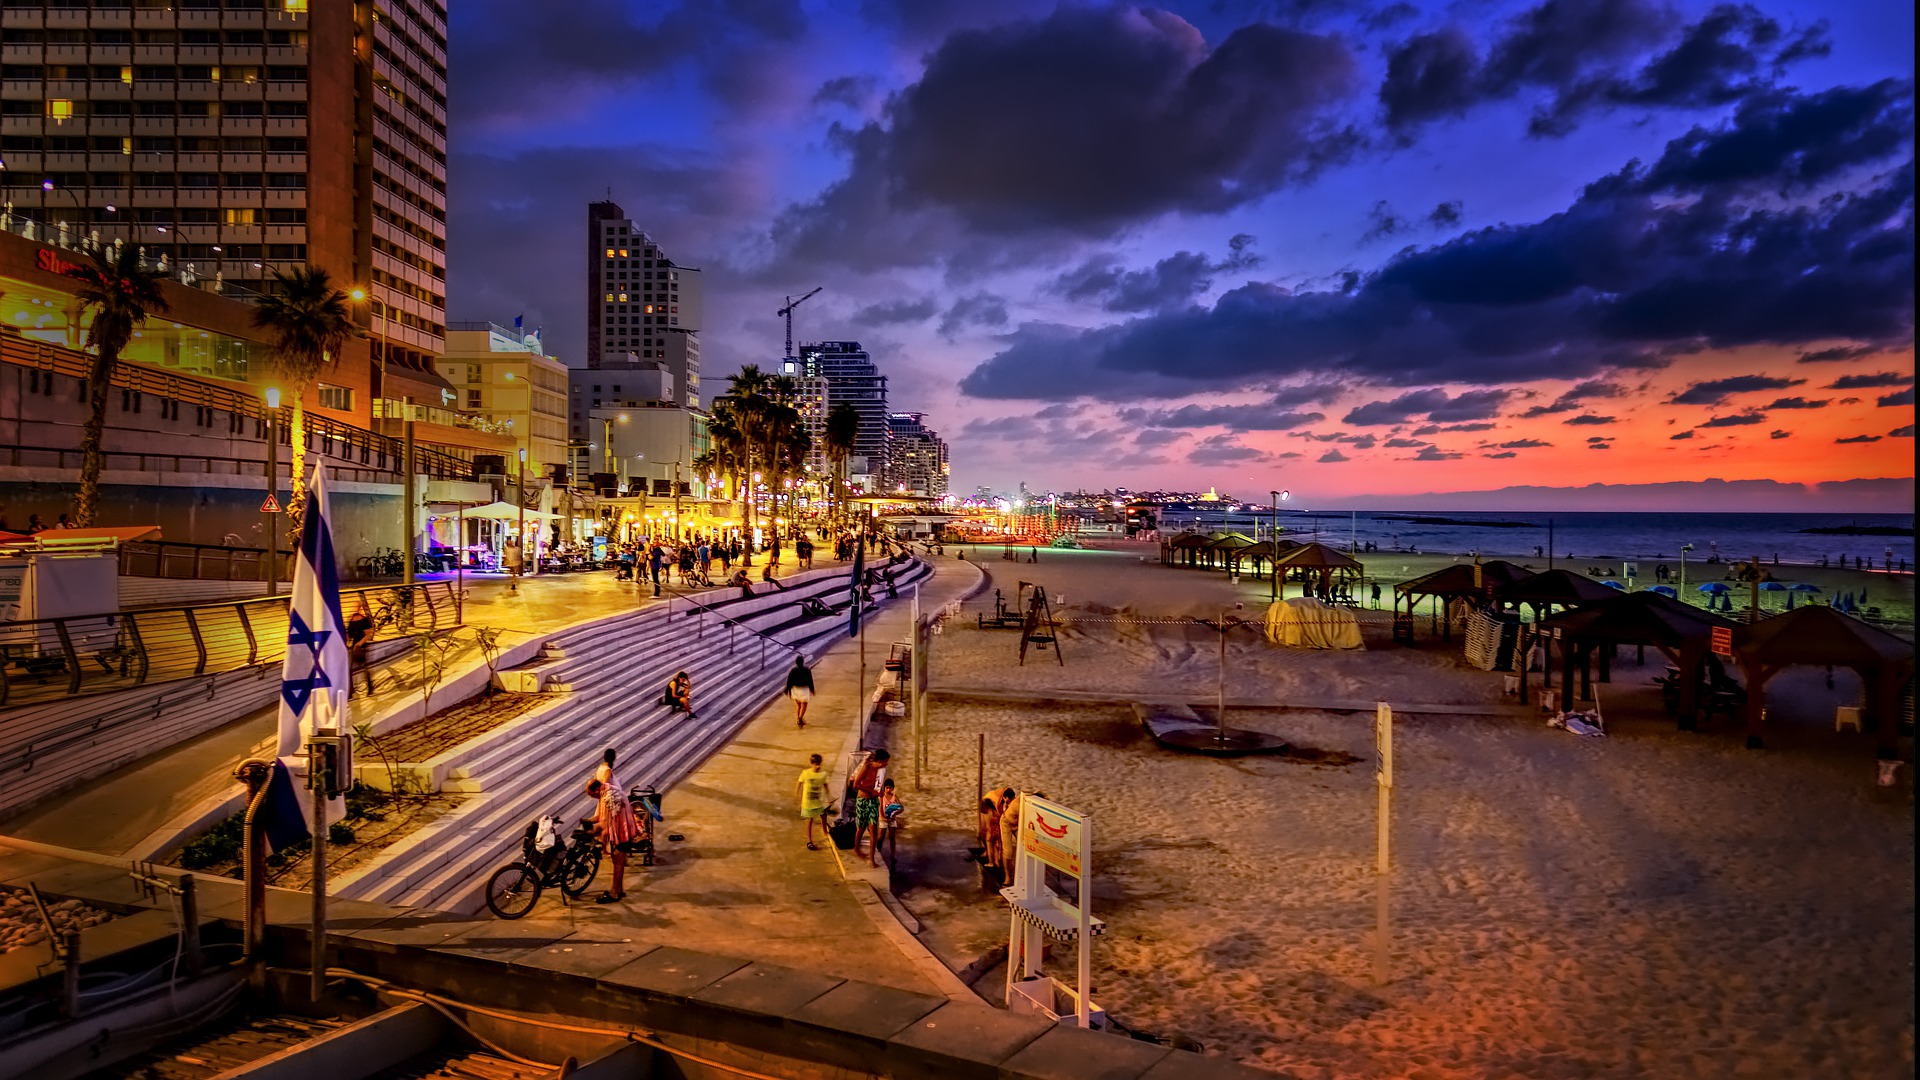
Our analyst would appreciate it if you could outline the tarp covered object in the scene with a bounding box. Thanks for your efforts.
[1265,596,1364,649]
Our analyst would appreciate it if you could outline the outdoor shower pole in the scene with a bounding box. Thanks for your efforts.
[1270,491,1281,602]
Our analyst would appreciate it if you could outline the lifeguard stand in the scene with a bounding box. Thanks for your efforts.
[1002,793,1106,1029]
[1017,582,1064,667]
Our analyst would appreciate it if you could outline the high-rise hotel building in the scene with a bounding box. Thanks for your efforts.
[0,0,449,427]
[585,199,703,409]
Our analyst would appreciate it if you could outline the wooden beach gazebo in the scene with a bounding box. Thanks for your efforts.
[1270,542,1363,601]
[1393,559,1534,641]
[1236,538,1299,580]
[1202,532,1257,572]
[1539,591,1735,718]
[1732,606,1916,751]
[1161,532,1210,567]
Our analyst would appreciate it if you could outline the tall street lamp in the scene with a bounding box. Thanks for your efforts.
[264,387,281,596]
[1680,543,1693,603]
[1269,489,1290,603]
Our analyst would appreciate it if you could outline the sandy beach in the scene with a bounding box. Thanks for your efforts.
[880,544,1914,1079]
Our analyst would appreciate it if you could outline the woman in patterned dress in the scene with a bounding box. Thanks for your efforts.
[586,775,640,903]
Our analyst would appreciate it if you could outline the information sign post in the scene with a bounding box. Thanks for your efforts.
[1374,702,1393,986]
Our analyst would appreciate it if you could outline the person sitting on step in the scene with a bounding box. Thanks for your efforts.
[661,670,695,717]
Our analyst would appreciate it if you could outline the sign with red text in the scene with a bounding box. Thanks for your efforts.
[1020,794,1085,878]
[1711,626,1733,656]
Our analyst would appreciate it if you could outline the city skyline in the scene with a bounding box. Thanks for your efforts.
[444,0,1913,510]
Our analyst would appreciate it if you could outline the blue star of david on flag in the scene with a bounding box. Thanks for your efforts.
[277,462,350,758]
[280,610,336,716]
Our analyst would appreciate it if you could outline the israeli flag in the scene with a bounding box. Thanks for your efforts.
[276,462,349,758]
[848,535,864,639]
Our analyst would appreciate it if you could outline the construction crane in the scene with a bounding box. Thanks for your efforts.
[777,287,823,361]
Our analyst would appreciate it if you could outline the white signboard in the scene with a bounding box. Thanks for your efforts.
[1020,793,1086,878]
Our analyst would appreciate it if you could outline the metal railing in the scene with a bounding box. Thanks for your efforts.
[119,538,285,582]
[0,580,461,709]
[666,584,805,669]
[0,333,475,481]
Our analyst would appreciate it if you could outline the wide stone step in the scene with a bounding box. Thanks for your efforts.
[336,560,928,910]
[386,662,790,910]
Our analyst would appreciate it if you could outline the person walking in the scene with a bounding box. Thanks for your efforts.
[785,654,815,726]
[796,753,832,850]
[345,598,376,696]
[850,749,890,866]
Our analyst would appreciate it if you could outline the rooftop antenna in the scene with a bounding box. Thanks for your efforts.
[777,286,823,360]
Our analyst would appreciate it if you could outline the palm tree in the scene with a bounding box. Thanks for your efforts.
[825,403,860,529]
[251,268,358,539]
[704,401,749,546]
[724,366,776,562]
[63,246,170,526]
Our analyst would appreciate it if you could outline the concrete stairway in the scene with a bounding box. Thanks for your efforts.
[333,557,932,913]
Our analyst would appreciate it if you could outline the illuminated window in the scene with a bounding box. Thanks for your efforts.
[619,249,628,257]
[284,0,309,11]
[604,292,614,302]
[210,68,222,82]
[120,67,133,85]
[604,248,614,257]
[224,208,257,225]
[121,137,132,155]
[618,293,628,302]
[48,100,74,121]
[644,305,653,314]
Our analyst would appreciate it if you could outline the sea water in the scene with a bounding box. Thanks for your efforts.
[1263,511,1917,567]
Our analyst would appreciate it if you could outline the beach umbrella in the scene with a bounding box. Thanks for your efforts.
[1602,579,1626,590]
[1788,583,1821,593]
[1786,592,1795,610]
[1647,585,1678,598]
[1758,581,1787,591]
[1697,582,1730,594]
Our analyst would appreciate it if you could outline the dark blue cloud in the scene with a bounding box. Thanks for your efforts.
[960,81,1914,401]
[1670,374,1803,404]
[1827,371,1914,389]
[1380,0,1830,137]
[777,7,1359,261]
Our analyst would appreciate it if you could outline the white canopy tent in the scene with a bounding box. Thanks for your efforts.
[450,500,562,522]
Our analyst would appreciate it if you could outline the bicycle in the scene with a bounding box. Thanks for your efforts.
[484,814,603,919]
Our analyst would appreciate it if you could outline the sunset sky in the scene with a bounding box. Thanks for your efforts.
[444,0,1915,509]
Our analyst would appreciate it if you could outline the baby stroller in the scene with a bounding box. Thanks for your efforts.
[623,785,664,865]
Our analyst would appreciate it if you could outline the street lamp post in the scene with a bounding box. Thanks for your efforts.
[40,179,83,244]
[511,446,526,594]
[1269,489,1289,602]
[264,388,280,596]
[1680,544,1693,603]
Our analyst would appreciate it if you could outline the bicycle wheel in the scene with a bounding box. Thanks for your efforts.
[484,863,541,919]
[560,844,601,898]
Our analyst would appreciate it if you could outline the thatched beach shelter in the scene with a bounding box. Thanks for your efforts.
[1732,606,1915,752]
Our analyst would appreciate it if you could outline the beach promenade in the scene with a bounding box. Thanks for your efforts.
[2,556,1000,1001]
